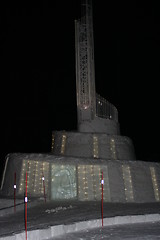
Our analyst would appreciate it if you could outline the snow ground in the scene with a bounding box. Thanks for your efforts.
[1,196,160,239]
[49,221,160,240]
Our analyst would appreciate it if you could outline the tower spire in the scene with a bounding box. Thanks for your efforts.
[75,0,119,134]
[75,0,96,124]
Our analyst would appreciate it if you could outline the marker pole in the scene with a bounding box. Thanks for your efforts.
[25,171,28,240]
[101,171,104,227]
[14,172,16,213]
[42,175,46,203]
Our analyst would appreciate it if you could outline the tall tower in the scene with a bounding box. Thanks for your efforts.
[51,0,136,161]
[75,0,96,123]
[75,0,120,134]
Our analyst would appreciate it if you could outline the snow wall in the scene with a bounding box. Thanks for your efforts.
[51,131,136,160]
[1,153,160,203]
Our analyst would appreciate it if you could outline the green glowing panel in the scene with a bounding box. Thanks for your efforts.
[51,165,77,200]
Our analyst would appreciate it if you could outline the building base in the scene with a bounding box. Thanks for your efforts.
[1,153,160,203]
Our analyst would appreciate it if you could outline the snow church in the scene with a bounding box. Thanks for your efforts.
[1,0,160,203]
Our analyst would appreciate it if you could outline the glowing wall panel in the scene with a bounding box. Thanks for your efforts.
[19,160,49,196]
[110,138,117,160]
[92,165,101,201]
[93,135,99,158]
[150,167,160,201]
[77,165,110,201]
[77,165,89,200]
[102,166,111,202]
[61,135,67,154]
[51,164,77,200]
[51,133,54,152]
[122,165,134,202]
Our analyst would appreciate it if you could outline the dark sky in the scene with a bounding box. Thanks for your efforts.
[0,0,160,176]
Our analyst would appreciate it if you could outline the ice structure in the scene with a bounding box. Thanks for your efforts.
[1,0,160,203]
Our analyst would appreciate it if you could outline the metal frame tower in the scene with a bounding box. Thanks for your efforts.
[75,0,96,124]
[75,0,119,133]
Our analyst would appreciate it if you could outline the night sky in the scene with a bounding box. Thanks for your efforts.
[1,0,160,177]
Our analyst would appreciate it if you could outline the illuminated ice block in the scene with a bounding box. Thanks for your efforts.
[51,165,77,200]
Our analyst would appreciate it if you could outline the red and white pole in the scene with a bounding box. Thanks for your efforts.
[25,171,28,240]
[14,172,16,213]
[42,174,46,203]
[101,171,104,227]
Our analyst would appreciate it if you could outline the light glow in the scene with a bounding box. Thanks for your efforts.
[122,165,134,202]
[150,167,160,201]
